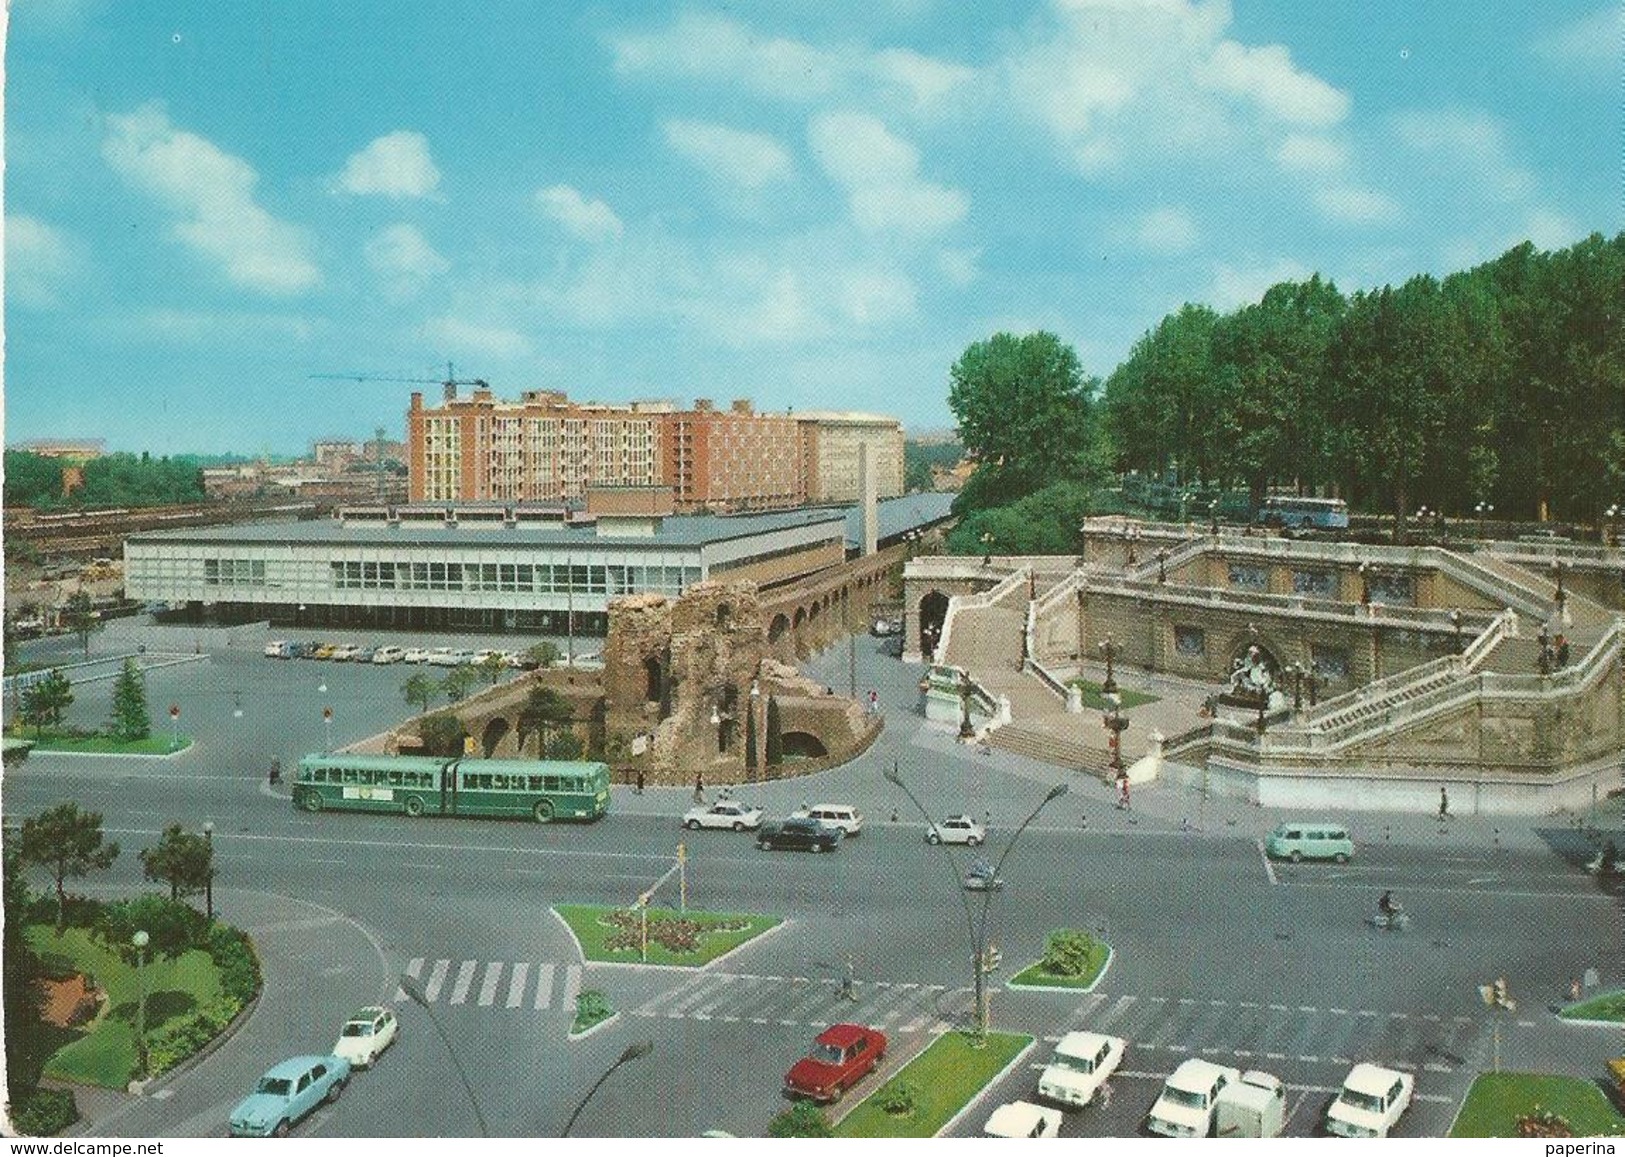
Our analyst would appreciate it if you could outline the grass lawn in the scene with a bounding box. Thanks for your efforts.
[835,1031,1031,1138]
[1066,680,1159,710]
[1560,989,1625,1022]
[12,729,191,756]
[1008,935,1112,991]
[1451,1073,1625,1137]
[26,926,222,1088]
[554,904,780,967]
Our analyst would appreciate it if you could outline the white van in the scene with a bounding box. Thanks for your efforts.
[791,804,864,836]
[263,640,292,659]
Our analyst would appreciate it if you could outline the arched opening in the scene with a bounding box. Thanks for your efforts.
[792,607,806,630]
[918,590,950,660]
[768,614,790,643]
[715,602,733,629]
[644,655,663,704]
[808,603,821,624]
[481,717,510,759]
[780,731,828,758]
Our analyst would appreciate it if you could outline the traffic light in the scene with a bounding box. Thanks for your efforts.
[1494,977,1508,1005]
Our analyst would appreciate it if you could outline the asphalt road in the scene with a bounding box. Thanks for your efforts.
[5,623,1622,1138]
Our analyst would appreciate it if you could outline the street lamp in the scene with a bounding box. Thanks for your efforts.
[1156,549,1168,584]
[1416,505,1432,544]
[202,821,215,922]
[980,532,994,565]
[958,669,976,739]
[1285,663,1305,714]
[1475,501,1494,541]
[884,762,1066,1038]
[1553,560,1568,616]
[1103,691,1129,774]
[1450,609,1464,655]
[1358,561,1371,606]
[400,974,489,1137]
[1479,977,1516,1073]
[132,930,150,1077]
[1208,499,1220,537]
[1125,525,1141,566]
[1538,623,1552,675]
[1098,635,1119,695]
[561,1040,654,1136]
[1607,504,1622,548]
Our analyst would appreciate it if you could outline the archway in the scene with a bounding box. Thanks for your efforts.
[918,590,950,661]
[481,717,511,758]
[643,655,663,704]
[768,614,790,644]
[780,731,828,758]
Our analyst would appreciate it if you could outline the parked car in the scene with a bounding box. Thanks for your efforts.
[286,641,312,659]
[264,640,293,659]
[1214,1070,1285,1138]
[783,1023,887,1103]
[1038,1031,1124,1109]
[329,644,361,662]
[1325,1063,1414,1138]
[683,800,764,831]
[372,646,406,665]
[425,647,458,666]
[402,647,430,664]
[1146,1058,1240,1137]
[985,1101,1064,1138]
[310,642,338,660]
[870,618,898,637]
[331,1006,398,1069]
[926,815,986,846]
[352,646,378,664]
[1264,822,1354,864]
[229,1055,350,1137]
[789,804,864,836]
[757,816,844,853]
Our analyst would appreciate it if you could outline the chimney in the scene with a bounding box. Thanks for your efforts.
[731,399,752,415]
[860,442,878,556]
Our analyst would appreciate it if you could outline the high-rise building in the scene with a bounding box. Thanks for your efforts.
[796,412,906,504]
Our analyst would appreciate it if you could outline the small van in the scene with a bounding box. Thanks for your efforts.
[1265,822,1353,863]
[264,640,293,659]
[792,804,863,836]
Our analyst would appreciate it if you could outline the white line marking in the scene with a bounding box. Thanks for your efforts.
[478,962,503,1007]
[1256,838,1280,885]
[506,963,529,1008]
[534,962,554,1009]
[448,960,476,1005]
[424,959,450,1003]
[562,964,582,1010]
[395,956,425,1001]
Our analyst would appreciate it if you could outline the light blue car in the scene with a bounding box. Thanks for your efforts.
[229,1055,350,1137]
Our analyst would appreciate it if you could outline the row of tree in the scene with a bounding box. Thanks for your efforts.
[3,450,208,510]
[945,233,1624,549]
[16,658,150,742]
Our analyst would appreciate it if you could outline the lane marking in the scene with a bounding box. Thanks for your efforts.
[1256,839,1280,885]
[506,963,529,1008]
[448,960,476,1004]
[535,963,554,1010]
[424,958,450,1003]
[478,962,503,1006]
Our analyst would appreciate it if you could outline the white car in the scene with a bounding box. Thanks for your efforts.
[926,815,985,846]
[330,1005,398,1069]
[682,800,764,831]
[985,1101,1064,1138]
[328,644,361,662]
[789,804,864,836]
[426,647,460,666]
[401,647,430,664]
[371,646,406,665]
[1325,1063,1414,1138]
[1146,1058,1241,1137]
[1037,1031,1124,1109]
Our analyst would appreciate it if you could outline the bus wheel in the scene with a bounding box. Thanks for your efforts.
[533,800,554,823]
[301,791,323,813]
[404,796,424,817]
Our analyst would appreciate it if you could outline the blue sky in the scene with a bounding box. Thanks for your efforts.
[4,1,1618,455]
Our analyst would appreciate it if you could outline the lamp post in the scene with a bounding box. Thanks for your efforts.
[1125,526,1141,566]
[884,762,1065,1038]
[1553,560,1567,617]
[1306,669,1320,706]
[400,974,489,1137]
[749,680,761,777]
[958,669,976,739]
[1286,663,1305,714]
[1358,562,1371,606]
[1156,549,1168,584]
[1098,634,1119,695]
[132,930,150,1077]
[1208,499,1219,537]
[561,1040,654,1136]
[980,532,994,565]
[322,705,333,753]
[1103,691,1128,774]
[1607,504,1621,548]
[1475,501,1493,541]
[1450,609,1464,655]
[202,821,215,922]
[1479,977,1516,1073]
[1416,506,1432,545]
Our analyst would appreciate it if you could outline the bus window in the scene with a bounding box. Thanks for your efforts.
[342,768,359,785]
[529,776,545,791]
[387,770,402,786]
[544,776,559,791]
[492,774,508,790]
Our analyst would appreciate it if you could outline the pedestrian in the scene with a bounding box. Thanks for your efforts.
[693,773,705,805]
[1570,977,1582,1003]
[840,954,857,1001]
[1115,773,1131,811]
[635,768,645,795]
[1097,1081,1113,1110]
[1438,786,1450,820]
[868,689,878,715]
[1557,635,1570,668]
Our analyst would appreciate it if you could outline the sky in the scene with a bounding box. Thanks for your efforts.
[3,1,1619,455]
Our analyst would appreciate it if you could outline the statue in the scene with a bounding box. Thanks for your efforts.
[1221,645,1275,706]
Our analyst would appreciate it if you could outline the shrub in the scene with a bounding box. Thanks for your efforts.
[875,1080,921,1117]
[1039,929,1098,977]
[769,1101,832,1138]
[8,1087,79,1136]
[207,924,262,1003]
[1516,1107,1574,1138]
[573,990,613,1032]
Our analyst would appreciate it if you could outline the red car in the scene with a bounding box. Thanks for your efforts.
[784,1023,888,1103]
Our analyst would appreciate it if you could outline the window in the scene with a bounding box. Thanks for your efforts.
[1174,626,1206,657]
[1368,573,1415,605]
[1311,645,1351,678]
[1228,564,1269,591]
[1292,570,1335,596]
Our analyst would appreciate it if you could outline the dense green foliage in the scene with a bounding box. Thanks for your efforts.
[769,1102,833,1137]
[1039,929,1101,977]
[93,894,209,963]
[4,844,51,1105]
[946,481,1096,556]
[62,593,101,657]
[519,686,574,755]
[2,450,206,510]
[417,712,467,757]
[18,803,119,933]
[20,670,73,737]
[544,731,585,760]
[138,824,213,904]
[903,439,962,492]
[109,659,151,741]
[765,695,783,766]
[402,672,439,715]
[8,1087,79,1136]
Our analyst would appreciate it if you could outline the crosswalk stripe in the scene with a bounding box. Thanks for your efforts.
[478,962,503,1007]
[1093,995,1137,1032]
[449,960,476,1005]
[396,957,426,1001]
[562,964,582,1011]
[424,959,450,1003]
[535,963,555,1010]
[507,963,529,1008]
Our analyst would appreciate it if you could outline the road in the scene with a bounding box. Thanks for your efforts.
[4,623,1621,1137]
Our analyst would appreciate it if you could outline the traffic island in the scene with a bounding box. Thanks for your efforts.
[7,727,192,756]
[1558,988,1625,1023]
[569,989,618,1040]
[554,904,781,967]
[833,1030,1032,1137]
[1449,1073,1625,1137]
[1006,929,1113,993]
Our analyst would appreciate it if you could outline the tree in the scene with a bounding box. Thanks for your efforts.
[402,672,440,716]
[744,700,758,773]
[946,482,1096,556]
[441,664,478,704]
[3,841,49,1095]
[61,592,100,657]
[948,331,1100,510]
[138,824,212,904]
[109,659,151,741]
[768,1102,832,1138]
[20,670,72,738]
[1039,929,1099,977]
[765,695,783,766]
[523,641,560,669]
[519,686,574,755]
[544,731,585,760]
[476,653,507,686]
[18,803,120,934]
[92,894,208,963]
[417,713,468,758]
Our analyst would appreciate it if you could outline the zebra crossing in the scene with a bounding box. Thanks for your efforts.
[396,957,581,1011]
[629,970,971,1035]
[1046,992,1481,1074]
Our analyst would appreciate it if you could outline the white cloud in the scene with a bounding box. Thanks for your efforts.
[6,215,79,308]
[936,247,980,288]
[808,112,968,235]
[1275,134,1348,172]
[1392,108,1536,201]
[661,120,794,189]
[1523,209,1582,250]
[536,185,625,242]
[1312,186,1401,225]
[109,309,318,345]
[1534,6,1621,76]
[1208,256,1311,311]
[102,103,319,294]
[837,269,918,325]
[1198,41,1350,126]
[871,48,976,111]
[422,315,532,358]
[338,131,441,199]
[365,224,448,298]
[1135,207,1199,253]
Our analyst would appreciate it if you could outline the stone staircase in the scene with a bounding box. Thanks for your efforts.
[986,717,1114,779]
[940,603,1026,673]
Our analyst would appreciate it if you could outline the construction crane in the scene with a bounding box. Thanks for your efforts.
[310,362,489,402]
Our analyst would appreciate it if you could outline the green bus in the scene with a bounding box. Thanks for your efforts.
[293,754,610,822]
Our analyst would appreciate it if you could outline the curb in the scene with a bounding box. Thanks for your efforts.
[1006,944,1115,995]
[128,968,264,1098]
[935,1036,1037,1138]
[568,1010,621,1042]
